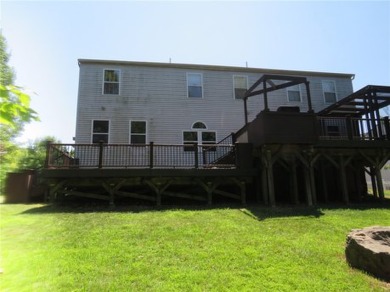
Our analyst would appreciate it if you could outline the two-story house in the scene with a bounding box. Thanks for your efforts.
[75,59,354,146]
[43,59,390,206]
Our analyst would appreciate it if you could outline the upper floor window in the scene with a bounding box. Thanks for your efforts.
[233,75,248,99]
[130,121,147,144]
[322,81,337,103]
[92,120,109,143]
[187,73,203,98]
[287,84,301,102]
[103,69,120,95]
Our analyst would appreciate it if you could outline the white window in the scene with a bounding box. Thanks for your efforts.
[130,121,147,144]
[233,75,248,99]
[183,122,216,151]
[287,84,302,102]
[103,69,120,95]
[92,120,109,143]
[322,81,337,103]
[187,73,203,98]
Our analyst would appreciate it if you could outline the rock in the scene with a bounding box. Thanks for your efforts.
[345,226,390,282]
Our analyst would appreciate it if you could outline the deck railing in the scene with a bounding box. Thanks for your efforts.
[317,116,390,141]
[45,142,236,169]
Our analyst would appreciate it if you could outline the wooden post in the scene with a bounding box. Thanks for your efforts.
[240,181,246,205]
[194,143,199,169]
[370,167,378,198]
[98,141,104,169]
[266,150,275,207]
[290,160,299,205]
[231,132,236,144]
[375,168,385,200]
[149,142,154,169]
[304,168,313,206]
[261,167,268,205]
[302,150,316,206]
[263,80,269,111]
[309,166,317,205]
[45,141,52,168]
[339,156,349,204]
[320,162,329,203]
[346,117,353,140]
[244,97,248,125]
[305,81,313,113]
[373,91,383,138]
[207,182,213,205]
[384,117,390,140]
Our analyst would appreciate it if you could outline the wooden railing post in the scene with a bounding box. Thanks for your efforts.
[98,141,104,169]
[231,132,236,144]
[45,141,52,168]
[149,142,154,169]
[384,117,390,140]
[194,143,199,169]
[346,117,353,140]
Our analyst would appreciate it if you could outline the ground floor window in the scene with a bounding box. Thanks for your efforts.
[130,121,147,144]
[92,120,109,143]
[183,121,216,151]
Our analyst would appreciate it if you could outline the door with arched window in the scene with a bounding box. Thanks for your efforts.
[183,121,216,151]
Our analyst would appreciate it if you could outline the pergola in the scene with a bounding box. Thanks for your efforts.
[318,85,390,139]
[243,74,313,125]
[318,85,390,117]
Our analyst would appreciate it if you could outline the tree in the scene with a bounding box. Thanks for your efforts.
[0,32,38,129]
[0,32,39,191]
[17,136,60,170]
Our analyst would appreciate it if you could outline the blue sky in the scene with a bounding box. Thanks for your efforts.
[1,1,389,143]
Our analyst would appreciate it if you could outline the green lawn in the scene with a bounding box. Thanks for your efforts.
[1,202,389,291]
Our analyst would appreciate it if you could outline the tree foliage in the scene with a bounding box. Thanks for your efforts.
[0,32,39,129]
[0,32,15,86]
[17,136,60,170]
[0,85,39,127]
[0,32,40,191]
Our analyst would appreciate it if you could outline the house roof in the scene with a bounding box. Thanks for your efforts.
[78,59,355,79]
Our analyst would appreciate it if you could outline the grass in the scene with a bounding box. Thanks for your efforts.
[1,201,389,291]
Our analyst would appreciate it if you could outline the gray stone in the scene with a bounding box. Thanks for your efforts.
[345,226,390,282]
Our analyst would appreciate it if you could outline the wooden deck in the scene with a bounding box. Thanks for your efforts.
[42,104,390,206]
[42,143,257,206]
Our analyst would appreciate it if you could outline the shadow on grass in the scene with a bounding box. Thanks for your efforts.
[18,196,390,221]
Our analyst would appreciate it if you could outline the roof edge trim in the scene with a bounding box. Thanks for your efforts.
[77,59,355,79]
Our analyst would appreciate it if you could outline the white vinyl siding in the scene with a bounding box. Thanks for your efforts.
[75,61,354,144]
[187,73,203,98]
[322,80,337,103]
[233,75,248,99]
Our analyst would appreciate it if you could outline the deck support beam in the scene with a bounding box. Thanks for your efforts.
[320,162,329,203]
[265,150,276,207]
[261,167,268,205]
[339,156,349,204]
[375,168,385,200]
[144,179,172,206]
[289,159,299,205]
